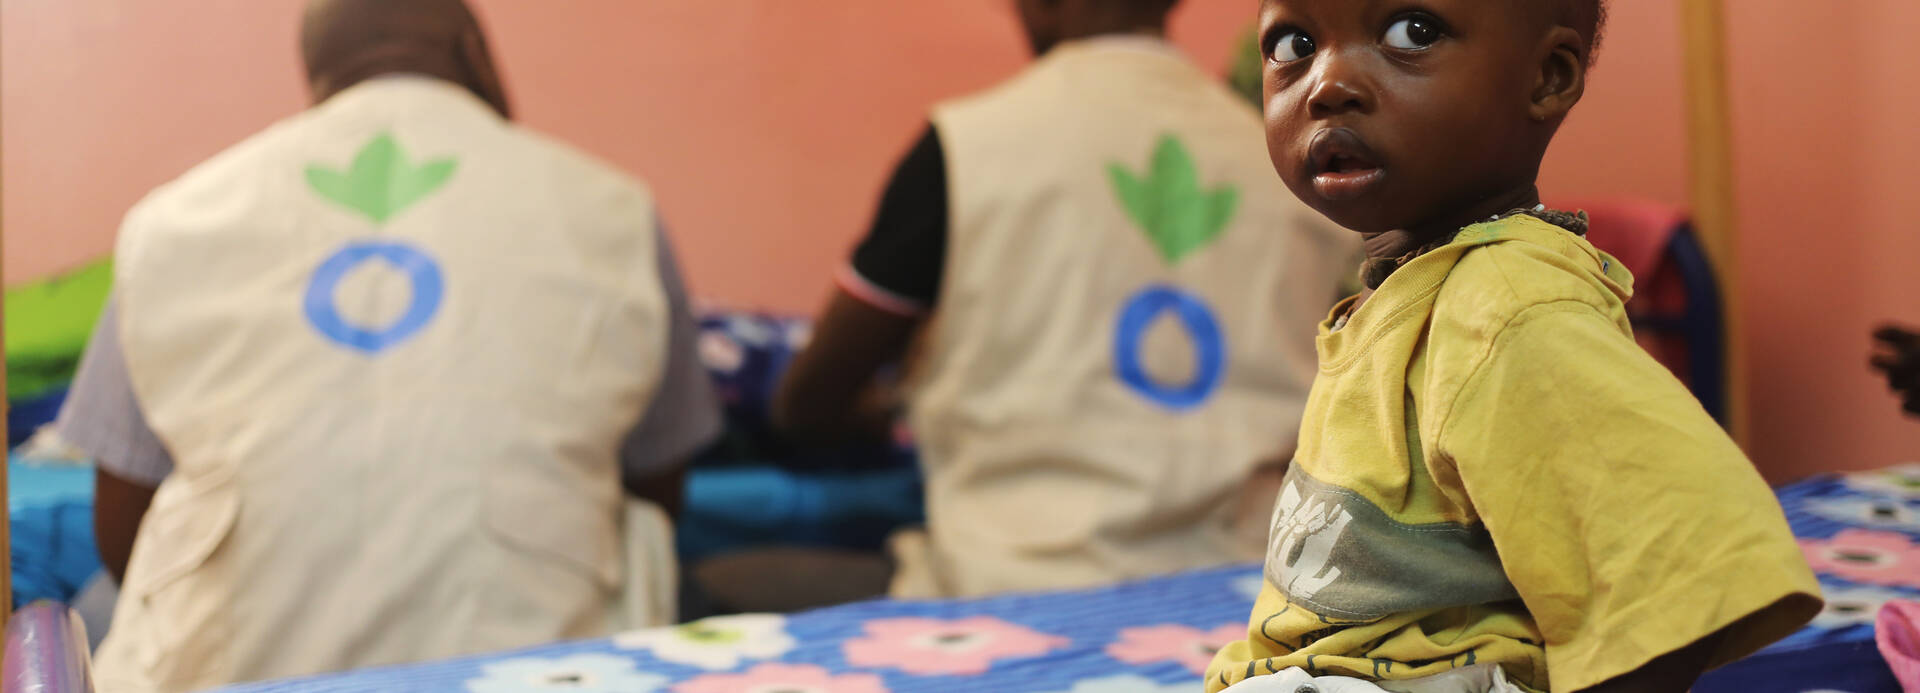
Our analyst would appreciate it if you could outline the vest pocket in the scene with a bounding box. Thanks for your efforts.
[113,469,240,686]
[478,477,622,648]
[483,476,618,637]
[482,476,622,592]
[128,470,240,601]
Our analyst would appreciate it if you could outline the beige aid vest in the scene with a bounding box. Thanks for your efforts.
[890,38,1357,599]
[98,77,674,692]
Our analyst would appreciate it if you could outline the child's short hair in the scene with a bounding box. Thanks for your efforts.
[1564,0,1609,66]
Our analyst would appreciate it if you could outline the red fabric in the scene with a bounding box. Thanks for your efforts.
[1552,198,1687,281]
[1880,599,1920,691]
[1552,199,1695,382]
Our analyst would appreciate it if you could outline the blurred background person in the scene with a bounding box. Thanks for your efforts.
[54,0,719,689]
[1872,325,1920,416]
[774,0,1355,599]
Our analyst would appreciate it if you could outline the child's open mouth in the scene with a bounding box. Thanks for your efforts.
[1307,128,1387,201]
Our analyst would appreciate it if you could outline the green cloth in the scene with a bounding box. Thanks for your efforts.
[6,259,113,401]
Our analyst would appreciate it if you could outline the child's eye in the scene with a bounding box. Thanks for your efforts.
[1271,31,1316,63]
[1383,17,1443,49]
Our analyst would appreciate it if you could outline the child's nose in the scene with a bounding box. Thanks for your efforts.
[1305,52,1375,118]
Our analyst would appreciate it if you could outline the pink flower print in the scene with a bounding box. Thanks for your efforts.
[672,663,888,693]
[1105,623,1245,675]
[1801,529,1920,587]
[841,616,1070,676]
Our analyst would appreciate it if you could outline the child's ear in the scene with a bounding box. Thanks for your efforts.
[1529,26,1588,122]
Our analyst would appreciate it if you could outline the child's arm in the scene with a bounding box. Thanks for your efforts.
[1575,629,1722,693]
[1439,303,1822,692]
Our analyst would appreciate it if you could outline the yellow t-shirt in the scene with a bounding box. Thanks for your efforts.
[1206,215,1822,692]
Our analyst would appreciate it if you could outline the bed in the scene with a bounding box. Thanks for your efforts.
[6,290,1913,691]
[1694,464,1919,692]
[187,467,1915,693]
[220,563,1256,693]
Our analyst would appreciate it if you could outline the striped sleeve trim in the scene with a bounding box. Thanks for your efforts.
[835,264,930,318]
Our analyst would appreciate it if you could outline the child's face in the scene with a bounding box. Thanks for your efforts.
[1258,0,1562,235]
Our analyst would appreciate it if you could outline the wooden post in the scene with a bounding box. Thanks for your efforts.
[1679,0,1746,446]
[2,192,11,631]
[1,157,11,632]
[1,48,11,624]
[2,354,9,630]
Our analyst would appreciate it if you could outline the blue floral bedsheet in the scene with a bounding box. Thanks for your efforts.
[224,563,1260,693]
[221,467,1920,693]
[1695,464,1920,693]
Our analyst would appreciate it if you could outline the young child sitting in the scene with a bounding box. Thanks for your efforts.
[1207,1,1822,691]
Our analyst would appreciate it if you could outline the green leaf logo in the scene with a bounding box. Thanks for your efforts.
[305,133,457,224]
[1107,134,1239,265]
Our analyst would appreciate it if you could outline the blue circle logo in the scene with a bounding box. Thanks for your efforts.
[1112,285,1226,411]
[303,241,444,354]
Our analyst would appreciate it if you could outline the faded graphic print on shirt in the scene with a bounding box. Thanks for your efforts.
[1264,469,1519,621]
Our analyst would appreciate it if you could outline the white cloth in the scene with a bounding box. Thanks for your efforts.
[1222,666,1526,693]
[96,76,675,692]
[891,38,1356,598]
[1223,670,1397,693]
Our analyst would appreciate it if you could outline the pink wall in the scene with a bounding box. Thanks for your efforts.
[0,0,1251,301]
[1538,0,1689,207]
[1722,1,1920,480]
[4,1,1914,480]
[1540,0,1920,481]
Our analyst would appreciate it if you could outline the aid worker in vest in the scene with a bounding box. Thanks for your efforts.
[54,1,721,689]
[773,0,1357,599]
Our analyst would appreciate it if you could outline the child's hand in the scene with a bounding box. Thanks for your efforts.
[1871,325,1920,416]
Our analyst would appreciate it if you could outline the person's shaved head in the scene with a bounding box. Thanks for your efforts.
[301,0,510,117]
[1012,0,1182,57]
